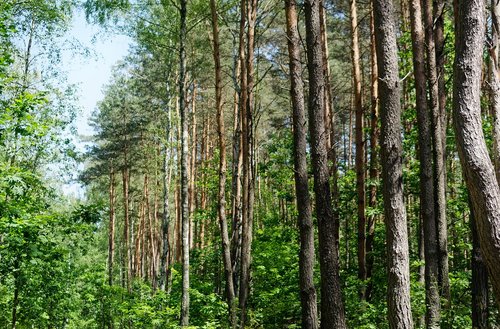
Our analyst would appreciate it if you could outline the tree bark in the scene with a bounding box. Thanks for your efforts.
[491,0,500,183]
[373,0,414,326]
[209,1,237,327]
[108,168,116,287]
[349,0,366,301]
[366,0,378,301]
[179,0,190,325]
[470,196,489,329]
[285,1,319,327]
[409,1,440,327]
[304,0,347,327]
[423,0,450,303]
[453,0,500,312]
[239,0,257,325]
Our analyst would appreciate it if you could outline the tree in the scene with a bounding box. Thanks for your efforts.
[373,0,413,326]
[210,0,236,326]
[304,0,347,327]
[178,0,189,325]
[284,0,318,327]
[453,0,500,311]
[409,1,440,326]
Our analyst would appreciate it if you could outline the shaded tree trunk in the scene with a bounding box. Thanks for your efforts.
[239,0,257,325]
[179,0,190,325]
[209,1,237,326]
[108,168,116,287]
[304,0,347,327]
[453,0,500,312]
[285,0,319,327]
[349,0,366,301]
[373,0,413,326]
[409,2,440,327]
[470,196,489,329]
[366,0,378,301]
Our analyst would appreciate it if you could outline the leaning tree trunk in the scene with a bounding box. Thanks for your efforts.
[304,0,347,328]
[179,0,190,325]
[209,0,237,327]
[409,2,440,327]
[285,0,319,327]
[453,0,500,312]
[491,0,500,183]
[373,0,414,326]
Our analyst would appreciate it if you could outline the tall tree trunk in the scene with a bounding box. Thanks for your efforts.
[304,0,347,327]
[108,168,116,287]
[423,0,450,303]
[209,1,237,327]
[373,0,414,326]
[366,0,378,301]
[453,0,500,311]
[349,0,366,301]
[409,2,440,326]
[470,196,489,329]
[159,97,172,291]
[179,0,190,325]
[189,86,197,250]
[285,1,319,327]
[239,0,257,325]
[122,165,131,290]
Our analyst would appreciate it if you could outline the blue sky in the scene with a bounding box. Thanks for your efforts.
[63,11,131,139]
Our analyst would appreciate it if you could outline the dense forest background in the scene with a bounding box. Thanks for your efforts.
[1,0,500,328]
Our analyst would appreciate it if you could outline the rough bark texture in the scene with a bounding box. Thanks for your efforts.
[423,0,450,302]
[285,1,319,327]
[491,0,500,183]
[373,0,414,326]
[179,0,189,325]
[349,0,366,301]
[239,0,257,325]
[366,0,378,300]
[453,0,500,312]
[409,2,440,327]
[304,0,347,328]
[470,197,489,329]
[210,1,237,326]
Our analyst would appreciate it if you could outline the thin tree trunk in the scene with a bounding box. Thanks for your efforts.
[122,166,131,290]
[179,0,189,325]
[423,0,450,303]
[239,0,257,325]
[366,0,378,301]
[373,0,414,326]
[349,0,366,301]
[409,1,440,326]
[209,1,237,327]
[304,0,347,327]
[189,86,197,250]
[285,0,319,327]
[108,168,116,287]
[453,0,500,311]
